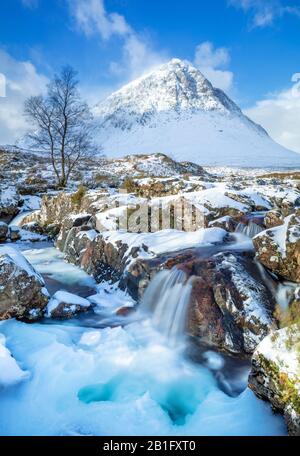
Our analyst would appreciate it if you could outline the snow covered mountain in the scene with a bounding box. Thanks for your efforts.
[94,59,300,168]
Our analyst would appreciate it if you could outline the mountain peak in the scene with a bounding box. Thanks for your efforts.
[92,58,300,167]
[94,57,243,129]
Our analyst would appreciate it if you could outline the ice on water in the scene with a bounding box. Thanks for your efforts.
[0,318,286,436]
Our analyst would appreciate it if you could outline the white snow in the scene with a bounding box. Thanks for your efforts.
[0,186,20,207]
[0,245,45,284]
[18,245,96,289]
[93,59,300,168]
[254,214,296,259]
[0,333,29,387]
[0,319,286,436]
[255,326,300,389]
[46,291,91,318]
[88,282,135,311]
[22,196,41,212]
[9,211,32,227]
[103,227,227,261]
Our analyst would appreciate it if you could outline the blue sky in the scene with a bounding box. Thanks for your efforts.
[1,0,300,151]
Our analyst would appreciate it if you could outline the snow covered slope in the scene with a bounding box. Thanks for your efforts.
[94,59,300,168]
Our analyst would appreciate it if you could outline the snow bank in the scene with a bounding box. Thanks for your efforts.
[104,227,227,259]
[19,245,96,289]
[0,187,19,207]
[46,291,91,318]
[0,245,45,284]
[0,319,286,436]
[0,333,29,387]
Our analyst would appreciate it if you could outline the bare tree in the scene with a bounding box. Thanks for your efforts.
[24,66,94,188]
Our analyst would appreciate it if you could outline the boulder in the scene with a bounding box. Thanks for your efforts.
[249,325,300,436]
[21,221,44,235]
[253,210,300,283]
[9,226,21,242]
[124,250,277,354]
[0,222,8,242]
[56,213,93,251]
[0,246,49,321]
[38,190,109,229]
[186,252,277,354]
[209,216,238,232]
[46,291,91,319]
[264,209,284,229]
[116,306,136,317]
[0,187,21,223]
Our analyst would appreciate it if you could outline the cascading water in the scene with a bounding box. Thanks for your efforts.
[255,259,298,311]
[140,267,194,345]
[235,221,264,238]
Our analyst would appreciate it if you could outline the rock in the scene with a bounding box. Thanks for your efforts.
[116,306,136,317]
[264,209,284,229]
[0,222,8,242]
[124,250,277,354]
[21,221,44,235]
[9,226,21,242]
[56,213,92,250]
[249,325,300,436]
[209,216,238,232]
[61,228,150,284]
[0,187,21,223]
[72,214,92,227]
[267,189,300,217]
[186,252,277,354]
[225,191,270,212]
[253,210,300,283]
[38,190,109,229]
[46,291,91,319]
[0,246,49,321]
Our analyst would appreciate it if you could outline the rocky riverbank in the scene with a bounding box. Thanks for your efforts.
[1,149,300,434]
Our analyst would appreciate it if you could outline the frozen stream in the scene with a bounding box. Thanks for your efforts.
[0,241,287,436]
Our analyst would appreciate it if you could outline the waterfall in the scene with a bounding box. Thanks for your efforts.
[63,228,75,254]
[235,221,264,238]
[140,268,194,345]
[255,259,297,310]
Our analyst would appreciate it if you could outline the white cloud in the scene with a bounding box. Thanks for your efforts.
[0,49,48,144]
[229,0,300,28]
[245,75,300,153]
[110,33,168,80]
[70,0,131,40]
[194,41,234,91]
[69,0,168,81]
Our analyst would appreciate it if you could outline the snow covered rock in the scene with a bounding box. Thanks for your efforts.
[208,216,238,232]
[94,59,300,168]
[61,226,227,286]
[249,325,300,436]
[186,252,277,354]
[0,222,8,242]
[8,226,21,242]
[0,187,21,223]
[0,246,49,321]
[21,221,44,235]
[253,210,300,283]
[46,291,91,319]
[95,153,208,179]
[0,333,29,387]
[123,249,276,354]
[264,210,284,229]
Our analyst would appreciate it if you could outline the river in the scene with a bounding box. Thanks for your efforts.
[0,232,287,436]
